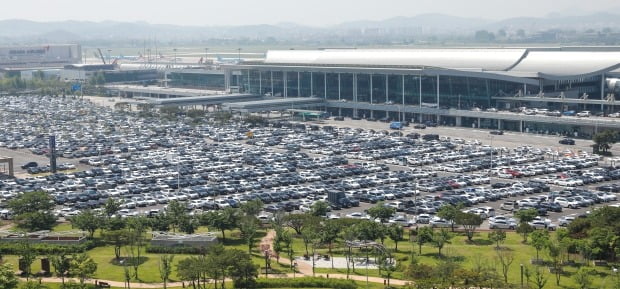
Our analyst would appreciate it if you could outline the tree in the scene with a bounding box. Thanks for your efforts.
[70,210,103,238]
[69,253,97,285]
[150,213,171,232]
[474,30,496,42]
[415,226,434,254]
[301,223,319,257]
[176,257,202,289]
[103,198,121,218]
[0,263,18,289]
[8,191,57,231]
[488,230,507,249]
[456,212,483,241]
[50,252,71,285]
[432,229,453,257]
[530,266,548,289]
[387,223,405,251]
[126,217,148,280]
[574,267,593,289]
[320,219,341,268]
[158,255,175,289]
[201,208,239,242]
[226,249,259,289]
[495,250,514,283]
[546,240,564,286]
[101,229,128,260]
[515,209,537,242]
[355,220,384,242]
[239,216,259,254]
[366,203,396,223]
[240,199,263,216]
[310,201,330,217]
[531,230,550,261]
[166,200,187,233]
[378,251,397,287]
[437,204,461,232]
[18,242,37,279]
[593,130,617,154]
[178,215,198,234]
[283,213,318,235]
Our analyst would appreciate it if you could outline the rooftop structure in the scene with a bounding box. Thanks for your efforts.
[150,231,218,248]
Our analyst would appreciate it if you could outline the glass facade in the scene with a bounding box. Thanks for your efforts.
[240,69,533,109]
[168,72,225,89]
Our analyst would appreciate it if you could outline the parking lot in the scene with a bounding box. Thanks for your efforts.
[0,95,619,231]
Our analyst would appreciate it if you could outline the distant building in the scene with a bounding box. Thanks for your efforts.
[0,44,81,69]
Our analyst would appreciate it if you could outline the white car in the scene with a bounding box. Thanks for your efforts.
[430,217,454,228]
[415,214,432,224]
[558,216,576,227]
[576,111,591,117]
[388,215,415,227]
[529,220,556,231]
[554,197,580,209]
[489,219,516,230]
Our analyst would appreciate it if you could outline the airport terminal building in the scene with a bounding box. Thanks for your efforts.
[224,47,620,137]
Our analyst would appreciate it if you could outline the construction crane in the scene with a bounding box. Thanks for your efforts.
[97,48,107,65]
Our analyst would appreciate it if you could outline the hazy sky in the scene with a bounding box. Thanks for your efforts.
[2,0,617,26]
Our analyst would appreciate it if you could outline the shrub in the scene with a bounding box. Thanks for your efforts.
[0,240,97,255]
[256,277,357,289]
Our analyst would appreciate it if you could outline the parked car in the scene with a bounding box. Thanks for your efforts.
[559,138,575,145]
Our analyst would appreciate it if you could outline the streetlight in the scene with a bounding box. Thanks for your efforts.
[489,135,494,177]
[237,48,241,62]
[293,262,297,278]
[173,48,178,68]
[205,48,209,65]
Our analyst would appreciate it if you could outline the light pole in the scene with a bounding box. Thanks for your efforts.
[173,48,178,68]
[107,49,112,64]
[237,48,241,62]
[489,135,494,177]
[520,263,524,288]
[205,48,208,65]
[293,262,297,278]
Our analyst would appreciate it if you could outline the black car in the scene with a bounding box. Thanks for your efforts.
[413,124,427,129]
[489,130,504,135]
[559,138,575,145]
[334,116,345,121]
[21,161,38,169]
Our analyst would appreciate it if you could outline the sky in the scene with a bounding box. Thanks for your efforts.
[1,0,617,26]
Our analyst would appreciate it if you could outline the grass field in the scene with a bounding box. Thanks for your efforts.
[286,228,620,289]
[4,224,620,288]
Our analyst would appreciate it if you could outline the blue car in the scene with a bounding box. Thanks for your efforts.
[562,110,576,116]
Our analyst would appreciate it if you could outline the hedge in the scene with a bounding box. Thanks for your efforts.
[0,240,98,255]
[256,277,357,289]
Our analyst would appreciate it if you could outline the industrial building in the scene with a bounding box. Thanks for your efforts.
[0,44,81,69]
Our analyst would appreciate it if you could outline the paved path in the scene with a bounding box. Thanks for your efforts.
[258,229,410,286]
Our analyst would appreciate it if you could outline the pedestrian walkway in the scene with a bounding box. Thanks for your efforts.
[258,229,410,286]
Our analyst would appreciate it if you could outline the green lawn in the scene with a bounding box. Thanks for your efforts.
[285,229,620,289]
[5,223,619,288]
